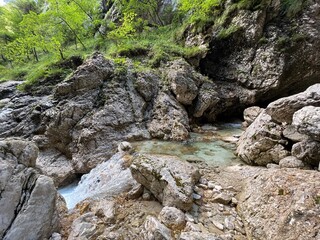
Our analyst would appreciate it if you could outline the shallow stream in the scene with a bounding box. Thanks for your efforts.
[58,122,243,209]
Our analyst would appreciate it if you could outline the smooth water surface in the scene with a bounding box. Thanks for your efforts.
[132,122,243,167]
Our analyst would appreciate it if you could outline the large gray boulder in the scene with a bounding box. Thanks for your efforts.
[236,110,289,165]
[291,140,320,167]
[266,84,320,124]
[239,169,320,240]
[130,154,201,211]
[148,92,190,141]
[243,106,264,127]
[292,106,320,141]
[54,52,114,98]
[0,139,60,240]
[166,59,202,105]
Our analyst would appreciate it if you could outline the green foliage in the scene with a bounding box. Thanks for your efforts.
[177,0,222,32]
[281,0,304,17]
[108,11,138,39]
[0,0,309,87]
[217,25,240,39]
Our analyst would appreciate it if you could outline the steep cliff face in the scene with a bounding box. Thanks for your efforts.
[186,0,320,117]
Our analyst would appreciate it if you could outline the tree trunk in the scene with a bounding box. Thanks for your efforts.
[59,48,65,60]
[33,48,39,62]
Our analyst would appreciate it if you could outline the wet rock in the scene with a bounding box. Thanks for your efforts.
[66,153,140,208]
[166,59,201,105]
[148,92,190,141]
[279,156,305,169]
[243,106,264,127]
[291,141,320,167]
[239,169,320,240]
[0,139,60,240]
[292,106,320,142]
[130,154,201,211]
[158,206,186,230]
[266,84,320,124]
[0,81,20,99]
[142,216,172,240]
[237,111,289,165]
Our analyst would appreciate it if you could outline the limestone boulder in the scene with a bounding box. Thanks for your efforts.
[67,213,103,240]
[279,156,304,169]
[236,111,289,165]
[130,154,201,211]
[292,106,320,142]
[291,140,320,167]
[158,206,186,230]
[134,70,160,102]
[142,216,173,240]
[243,106,264,127]
[43,54,151,173]
[266,84,320,124]
[166,59,202,105]
[0,139,61,240]
[239,169,320,240]
[282,125,309,143]
[148,92,190,141]
[54,52,114,98]
[36,148,75,187]
[193,82,220,118]
[0,138,38,167]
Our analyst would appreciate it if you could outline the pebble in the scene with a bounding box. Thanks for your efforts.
[198,184,208,189]
[204,190,213,198]
[142,192,151,201]
[231,197,238,205]
[193,193,202,200]
[207,181,216,189]
[211,220,224,231]
[199,178,208,185]
[224,217,235,230]
[213,193,232,205]
[185,213,194,223]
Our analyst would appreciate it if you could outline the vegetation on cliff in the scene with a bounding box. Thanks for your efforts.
[0,0,306,87]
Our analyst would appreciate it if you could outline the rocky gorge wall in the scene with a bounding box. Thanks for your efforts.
[0,0,320,239]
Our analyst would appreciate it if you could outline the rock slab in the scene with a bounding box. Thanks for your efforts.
[130,154,200,211]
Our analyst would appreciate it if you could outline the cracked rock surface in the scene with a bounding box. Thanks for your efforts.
[0,139,61,240]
